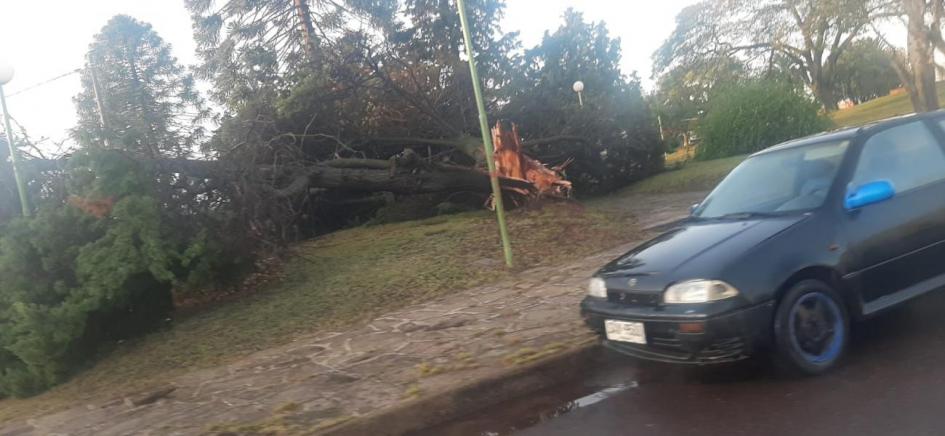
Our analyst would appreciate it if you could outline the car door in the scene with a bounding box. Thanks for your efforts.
[840,120,945,310]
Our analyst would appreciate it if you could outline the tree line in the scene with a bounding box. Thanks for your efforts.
[654,0,945,142]
[650,0,945,158]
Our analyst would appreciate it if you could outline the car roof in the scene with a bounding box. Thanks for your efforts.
[750,109,945,157]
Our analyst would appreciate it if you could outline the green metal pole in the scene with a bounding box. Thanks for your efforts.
[456,0,513,268]
[0,85,29,217]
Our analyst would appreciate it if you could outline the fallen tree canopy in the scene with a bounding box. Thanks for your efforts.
[267,160,539,198]
[24,156,537,198]
[22,122,571,204]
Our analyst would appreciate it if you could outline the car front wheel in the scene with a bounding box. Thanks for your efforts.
[772,279,849,375]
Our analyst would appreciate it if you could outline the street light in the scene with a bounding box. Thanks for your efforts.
[572,80,585,107]
[0,63,12,84]
[456,0,514,267]
[0,59,30,217]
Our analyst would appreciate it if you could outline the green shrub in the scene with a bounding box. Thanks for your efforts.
[0,150,233,397]
[697,80,831,160]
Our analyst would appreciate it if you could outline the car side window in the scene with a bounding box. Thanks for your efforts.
[850,121,945,193]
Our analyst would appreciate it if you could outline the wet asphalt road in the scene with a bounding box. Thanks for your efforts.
[421,289,945,436]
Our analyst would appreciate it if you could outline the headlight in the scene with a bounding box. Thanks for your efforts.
[588,277,607,298]
[663,280,739,304]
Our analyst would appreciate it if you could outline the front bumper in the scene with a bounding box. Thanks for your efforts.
[580,298,775,364]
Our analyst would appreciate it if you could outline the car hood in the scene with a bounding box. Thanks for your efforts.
[597,215,808,291]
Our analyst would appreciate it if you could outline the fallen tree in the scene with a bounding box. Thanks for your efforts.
[23,155,538,199]
[22,122,570,204]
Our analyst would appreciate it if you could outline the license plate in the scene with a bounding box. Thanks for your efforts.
[604,320,646,344]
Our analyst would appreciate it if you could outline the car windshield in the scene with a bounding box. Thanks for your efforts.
[693,140,849,219]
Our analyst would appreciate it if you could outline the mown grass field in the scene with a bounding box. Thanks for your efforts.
[620,155,746,195]
[830,83,945,128]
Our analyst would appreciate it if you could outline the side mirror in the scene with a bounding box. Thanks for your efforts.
[690,203,700,215]
[845,180,895,210]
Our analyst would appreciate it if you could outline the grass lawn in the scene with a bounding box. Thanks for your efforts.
[618,155,746,195]
[0,201,644,423]
[830,83,945,128]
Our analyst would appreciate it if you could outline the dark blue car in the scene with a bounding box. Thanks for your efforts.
[581,111,945,374]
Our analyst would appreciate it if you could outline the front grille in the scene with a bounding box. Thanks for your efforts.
[649,336,682,349]
[604,328,748,364]
[607,290,661,306]
[698,337,745,362]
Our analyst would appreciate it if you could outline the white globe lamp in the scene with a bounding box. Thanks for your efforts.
[572,80,584,107]
[0,61,13,85]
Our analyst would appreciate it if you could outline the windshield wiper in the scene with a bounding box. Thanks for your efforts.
[702,211,780,220]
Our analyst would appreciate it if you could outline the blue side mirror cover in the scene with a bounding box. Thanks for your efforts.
[845,180,895,210]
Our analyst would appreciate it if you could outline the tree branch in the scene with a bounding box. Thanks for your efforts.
[21,157,536,199]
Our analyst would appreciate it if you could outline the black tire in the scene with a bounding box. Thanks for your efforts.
[772,279,849,375]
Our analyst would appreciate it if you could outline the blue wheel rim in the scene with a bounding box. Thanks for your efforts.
[788,291,844,364]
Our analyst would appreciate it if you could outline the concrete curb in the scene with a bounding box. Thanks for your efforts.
[322,343,602,436]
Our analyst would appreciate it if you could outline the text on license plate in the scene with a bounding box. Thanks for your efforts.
[604,320,646,344]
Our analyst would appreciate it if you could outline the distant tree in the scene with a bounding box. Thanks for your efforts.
[870,0,943,112]
[834,38,901,103]
[502,9,663,194]
[652,56,747,146]
[73,15,209,158]
[655,0,876,110]
[185,0,397,108]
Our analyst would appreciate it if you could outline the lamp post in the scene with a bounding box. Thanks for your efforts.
[0,60,30,217]
[456,0,514,267]
[572,80,584,107]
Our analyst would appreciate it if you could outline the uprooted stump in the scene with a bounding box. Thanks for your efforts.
[490,121,572,208]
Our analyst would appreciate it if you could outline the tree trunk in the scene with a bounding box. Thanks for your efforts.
[904,0,940,112]
[293,0,318,62]
[812,82,840,111]
[271,164,534,198]
[23,158,537,199]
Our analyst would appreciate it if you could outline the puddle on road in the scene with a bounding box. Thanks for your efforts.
[409,349,771,436]
[568,381,638,408]
[412,380,639,436]
[409,354,644,436]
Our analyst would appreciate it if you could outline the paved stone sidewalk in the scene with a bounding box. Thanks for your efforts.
[0,192,701,436]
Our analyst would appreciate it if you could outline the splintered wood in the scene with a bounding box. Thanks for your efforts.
[490,122,572,208]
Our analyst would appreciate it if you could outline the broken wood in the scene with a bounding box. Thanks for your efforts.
[492,122,572,203]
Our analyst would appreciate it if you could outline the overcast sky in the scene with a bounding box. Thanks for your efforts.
[0,0,698,147]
